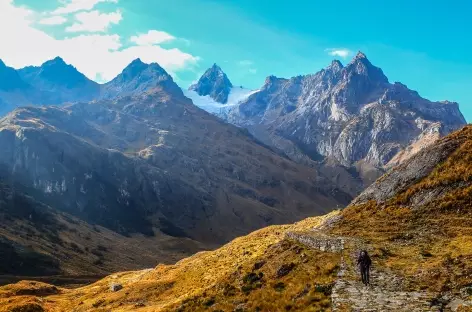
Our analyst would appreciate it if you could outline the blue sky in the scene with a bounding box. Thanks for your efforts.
[2,0,472,121]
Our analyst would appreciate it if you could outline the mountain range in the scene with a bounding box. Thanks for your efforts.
[0,53,467,278]
[0,58,352,276]
[189,52,466,171]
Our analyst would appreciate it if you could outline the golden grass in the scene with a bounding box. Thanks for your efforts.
[331,128,472,293]
[4,127,472,311]
[0,212,342,311]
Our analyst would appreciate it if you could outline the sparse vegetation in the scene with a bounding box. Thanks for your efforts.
[2,126,472,311]
[0,213,341,311]
[332,126,472,294]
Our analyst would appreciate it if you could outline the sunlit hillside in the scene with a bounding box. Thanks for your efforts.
[2,127,472,311]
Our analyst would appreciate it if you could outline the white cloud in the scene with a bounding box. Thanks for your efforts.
[130,30,175,46]
[66,10,122,32]
[0,0,199,82]
[39,15,68,25]
[238,60,256,74]
[53,0,118,15]
[238,60,253,66]
[238,60,257,75]
[326,48,352,59]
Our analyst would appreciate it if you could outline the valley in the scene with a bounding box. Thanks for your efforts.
[1,126,472,311]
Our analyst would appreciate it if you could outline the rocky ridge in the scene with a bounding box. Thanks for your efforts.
[221,52,466,170]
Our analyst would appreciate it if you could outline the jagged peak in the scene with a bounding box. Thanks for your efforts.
[210,63,223,71]
[354,51,367,60]
[188,63,233,103]
[330,59,343,67]
[327,60,344,73]
[129,58,145,66]
[192,63,232,87]
[264,75,278,84]
[202,63,228,80]
[344,51,389,83]
[348,51,372,67]
[119,58,150,79]
[124,59,167,73]
[42,56,67,67]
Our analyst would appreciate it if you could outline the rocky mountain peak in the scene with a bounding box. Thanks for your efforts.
[121,58,149,80]
[343,51,389,85]
[18,56,95,90]
[43,56,67,67]
[189,64,233,104]
[210,63,223,73]
[328,60,344,73]
[101,59,182,100]
[354,51,367,60]
[118,59,170,83]
[223,54,466,170]
[263,75,280,85]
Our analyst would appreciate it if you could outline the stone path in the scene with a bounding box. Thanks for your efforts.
[287,230,442,312]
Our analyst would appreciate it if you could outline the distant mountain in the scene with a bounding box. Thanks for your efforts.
[101,58,183,99]
[0,60,42,115]
[189,64,233,104]
[0,63,351,274]
[222,52,466,170]
[18,57,100,103]
[0,60,30,92]
[0,58,188,116]
[185,64,258,118]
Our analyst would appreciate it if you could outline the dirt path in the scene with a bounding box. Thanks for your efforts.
[287,230,441,312]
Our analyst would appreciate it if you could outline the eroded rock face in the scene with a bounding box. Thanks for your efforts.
[189,64,233,104]
[351,131,466,206]
[224,52,466,169]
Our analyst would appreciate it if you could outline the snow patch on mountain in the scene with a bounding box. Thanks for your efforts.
[183,86,258,115]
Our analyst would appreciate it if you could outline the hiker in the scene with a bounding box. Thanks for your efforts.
[357,250,372,285]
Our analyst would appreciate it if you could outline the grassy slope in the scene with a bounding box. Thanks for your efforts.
[2,126,472,311]
[331,126,472,294]
[0,213,341,312]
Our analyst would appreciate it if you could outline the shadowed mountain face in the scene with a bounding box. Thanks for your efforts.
[0,181,207,276]
[0,63,352,266]
[0,60,36,115]
[0,58,184,115]
[220,52,466,169]
[17,57,100,103]
[0,60,30,92]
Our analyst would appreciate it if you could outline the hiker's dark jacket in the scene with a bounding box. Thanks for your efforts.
[357,253,372,269]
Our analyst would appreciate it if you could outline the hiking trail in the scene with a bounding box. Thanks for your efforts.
[287,230,443,312]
